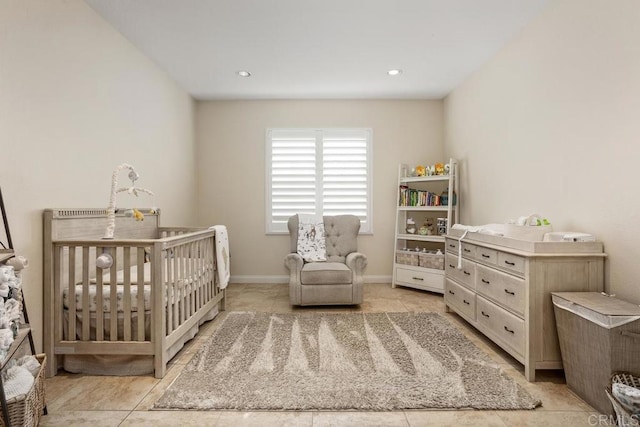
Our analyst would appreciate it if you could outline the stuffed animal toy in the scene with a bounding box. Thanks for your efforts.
[133,208,145,221]
[415,165,426,177]
[419,218,435,235]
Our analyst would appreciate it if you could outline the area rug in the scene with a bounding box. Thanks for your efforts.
[154,311,541,411]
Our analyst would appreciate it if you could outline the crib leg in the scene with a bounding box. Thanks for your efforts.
[220,289,226,311]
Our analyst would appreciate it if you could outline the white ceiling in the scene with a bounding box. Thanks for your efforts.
[85,0,550,100]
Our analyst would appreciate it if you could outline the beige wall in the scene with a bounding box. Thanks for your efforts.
[444,0,640,303]
[196,100,443,281]
[0,0,197,351]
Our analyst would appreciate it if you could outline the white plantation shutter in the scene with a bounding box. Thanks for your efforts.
[266,128,372,233]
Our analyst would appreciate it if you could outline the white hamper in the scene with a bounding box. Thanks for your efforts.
[552,292,640,416]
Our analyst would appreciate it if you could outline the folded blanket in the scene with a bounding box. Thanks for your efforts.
[211,225,230,289]
[297,214,326,262]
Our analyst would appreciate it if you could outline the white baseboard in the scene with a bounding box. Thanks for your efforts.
[230,275,392,284]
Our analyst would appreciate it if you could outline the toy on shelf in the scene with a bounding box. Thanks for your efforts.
[418,218,435,235]
[406,217,416,234]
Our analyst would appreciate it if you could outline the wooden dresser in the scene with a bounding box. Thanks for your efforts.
[444,230,606,381]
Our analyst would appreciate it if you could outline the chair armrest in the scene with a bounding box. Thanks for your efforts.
[284,253,303,273]
[346,252,368,274]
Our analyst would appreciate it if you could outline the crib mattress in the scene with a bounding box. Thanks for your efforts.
[63,261,213,312]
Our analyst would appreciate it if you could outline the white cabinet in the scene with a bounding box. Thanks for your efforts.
[444,229,606,381]
[392,159,459,294]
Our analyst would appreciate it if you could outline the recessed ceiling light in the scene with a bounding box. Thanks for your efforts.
[387,69,402,76]
[237,70,251,77]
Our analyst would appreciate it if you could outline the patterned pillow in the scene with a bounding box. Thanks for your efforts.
[296,215,326,262]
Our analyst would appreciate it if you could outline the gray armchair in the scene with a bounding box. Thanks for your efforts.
[284,214,367,306]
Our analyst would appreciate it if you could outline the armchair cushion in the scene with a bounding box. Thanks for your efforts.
[301,262,352,285]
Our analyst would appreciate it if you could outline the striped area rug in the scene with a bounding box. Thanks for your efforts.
[154,311,540,410]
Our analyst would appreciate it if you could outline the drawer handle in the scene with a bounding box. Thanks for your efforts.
[481,254,490,258]
[463,248,471,252]
[481,279,490,284]
[448,290,455,295]
[449,264,456,269]
[504,260,516,266]
[463,299,470,305]
[622,331,640,340]
[463,271,471,275]
[504,326,515,334]
[449,244,456,248]
[504,289,515,295]
[481,311,490,318]
[412,276,424,281]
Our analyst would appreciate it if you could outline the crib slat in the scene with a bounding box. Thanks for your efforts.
[196,239,202,311]
[109,247,118,341]
[82,247,91,341]
[123,247,132,341]
[68,246,77,341]
[53,246,64,348]
[137,248,145,341]
[187,242,193,318]
[166,248,173,334]
[95,251,104,342]
[172,248,179,330]
[180,244,186,324]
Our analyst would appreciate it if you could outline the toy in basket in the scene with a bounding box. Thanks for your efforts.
[606,372,640,426]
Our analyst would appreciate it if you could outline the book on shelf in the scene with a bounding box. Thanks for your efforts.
[398,186,442,207]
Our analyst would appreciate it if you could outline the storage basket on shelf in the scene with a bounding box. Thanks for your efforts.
[418,252,444,270]
[0,354,46,427]
[395,250,419,266]
[606,372,640,427]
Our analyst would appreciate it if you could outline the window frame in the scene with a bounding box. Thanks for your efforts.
[265,127,373,235]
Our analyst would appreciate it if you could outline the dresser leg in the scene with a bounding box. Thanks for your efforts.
[525,364,536,382]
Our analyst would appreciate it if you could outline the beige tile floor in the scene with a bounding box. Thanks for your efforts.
[41,283,605,426]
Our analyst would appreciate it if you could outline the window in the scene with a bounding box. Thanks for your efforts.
[265,128,372,234]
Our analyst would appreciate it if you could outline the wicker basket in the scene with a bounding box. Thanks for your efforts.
[419,252,444,270]
[0,354,46,427]
[607,373,640,427]
[396,250,419,266]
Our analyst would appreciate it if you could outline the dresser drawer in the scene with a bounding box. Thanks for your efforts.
[475,264,525,316]
[445,279,476,320]
[395,267,444,291]
[460,243,476,259]
[498,252,526,276]
[445,238,458,254]
[445,253,475,289]
[475,247,498,265]
[476,295,525,357]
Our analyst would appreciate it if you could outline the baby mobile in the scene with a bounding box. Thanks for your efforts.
[103,163,155,240]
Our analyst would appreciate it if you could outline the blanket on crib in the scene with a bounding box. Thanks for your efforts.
[296,214,326,262]
[211,225,230,289]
